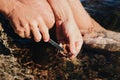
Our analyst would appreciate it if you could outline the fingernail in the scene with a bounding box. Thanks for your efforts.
[44,39,49,42]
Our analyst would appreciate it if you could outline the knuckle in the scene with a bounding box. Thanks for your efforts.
[24,23,29,28]
[30,20,37,26]
[30,21,38,30]
[37,16,42,21]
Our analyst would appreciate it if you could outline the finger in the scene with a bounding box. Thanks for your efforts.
[30,20,42,42]
[75,41,83,55]
[20,20,31,38]
[38,17,50,42]
[69,32,83,57]
[56,21,63,42]
[13,20,25,38]
[24,23,31,38]
[69,38,83,58]
[64,20,83,57]
[16,29,25,38]
[21,20,30,38]
[69,36,77,57]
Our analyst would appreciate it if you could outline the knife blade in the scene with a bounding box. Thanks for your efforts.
[48,39,64,51]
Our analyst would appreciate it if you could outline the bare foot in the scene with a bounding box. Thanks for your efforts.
[6,0,55,42]
[48,0,83,57]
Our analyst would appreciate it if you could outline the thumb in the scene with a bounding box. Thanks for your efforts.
[69,36,77,57]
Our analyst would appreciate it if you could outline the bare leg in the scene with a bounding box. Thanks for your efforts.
[48,0,83,57]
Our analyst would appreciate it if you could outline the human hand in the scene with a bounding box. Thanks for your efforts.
[48,0,83,57]
[7,0,55,42]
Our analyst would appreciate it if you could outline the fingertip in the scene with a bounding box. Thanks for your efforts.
[71,41,83,57]
[70,44,77,56]
[71,52,78,58]
[34,34,42,42]
[76,41,83,53]
[34,38,41,42]
[17,31,25,38]
[71,49,77,55]
[37,17,50,42]
[24,31,31,39]
[43,31,50,42]
[44,37,50,42]
[70,54,76,58]
[70,42,82,58]
[19,35,25,38]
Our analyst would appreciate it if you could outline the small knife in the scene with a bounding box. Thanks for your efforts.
[48,39,64,51]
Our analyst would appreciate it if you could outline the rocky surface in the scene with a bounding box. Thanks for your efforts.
[0,1,120,79]
[0,15,120,80]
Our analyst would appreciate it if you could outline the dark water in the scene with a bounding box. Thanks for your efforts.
[81,0,120,31]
